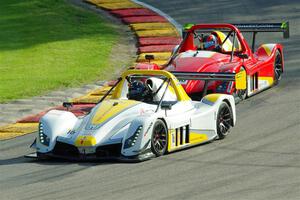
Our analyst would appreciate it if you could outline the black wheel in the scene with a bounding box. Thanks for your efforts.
[233,67,247,101]
[151,119,168,156]
[216,102,233,140]
[274,50,283,85]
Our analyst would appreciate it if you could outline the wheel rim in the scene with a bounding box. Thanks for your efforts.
[275,53,282,81]
[218,106,231,136]
[152,123,167,154]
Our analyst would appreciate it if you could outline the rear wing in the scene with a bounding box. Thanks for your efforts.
[233,22,289,52]
[233,22,290,38]
[172,71,246,97]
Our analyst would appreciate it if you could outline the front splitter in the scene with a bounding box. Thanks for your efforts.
[24,151,155,163]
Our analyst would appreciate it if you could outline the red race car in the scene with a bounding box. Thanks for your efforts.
[137,22,289,101]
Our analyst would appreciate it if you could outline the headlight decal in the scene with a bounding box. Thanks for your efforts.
[124,125,143,149]
[39,123,50,146]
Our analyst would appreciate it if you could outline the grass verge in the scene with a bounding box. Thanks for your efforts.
[0,0,119,102]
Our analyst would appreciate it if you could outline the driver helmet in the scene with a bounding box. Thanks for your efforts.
[203,34,219,51]
[128,80,147,101]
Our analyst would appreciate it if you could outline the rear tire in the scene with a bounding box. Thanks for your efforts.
[274,50,283,86]
[216,102,233,140]
[151,119,168,156]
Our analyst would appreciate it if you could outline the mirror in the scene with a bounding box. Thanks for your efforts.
[237,53,249,59]
[145,54,154,62]
[161,102,172,110]
[63,102,73,110]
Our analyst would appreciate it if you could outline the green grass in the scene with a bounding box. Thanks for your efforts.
[0,0,119,103]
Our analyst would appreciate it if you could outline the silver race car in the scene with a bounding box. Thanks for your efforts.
[29,70,245,161]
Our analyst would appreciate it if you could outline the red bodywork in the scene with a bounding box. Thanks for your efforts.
[136,24,284,98]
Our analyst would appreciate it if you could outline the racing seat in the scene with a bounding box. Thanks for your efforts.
[212,31,242,52]
[146,77,177,102]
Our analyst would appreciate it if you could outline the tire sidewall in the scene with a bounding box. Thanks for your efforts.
[216,102,233,140]
[273,50,282,86]
[151,119,168,157]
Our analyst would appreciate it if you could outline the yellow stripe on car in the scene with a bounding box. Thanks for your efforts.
[258,76,274,86]
[167,129,209,151]
[202,93,222,105]
[189,132,209,144]
[91,99,139,125]
[75,135,96,147]
[213,31,241,52]
[261,44,276,56]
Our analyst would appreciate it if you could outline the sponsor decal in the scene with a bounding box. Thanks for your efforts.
[80,137,85,145]
[140,108,155,116]
[75,135,96,147]
[144,122,153,137]
[67,130,76,135]
[171,131,175,146]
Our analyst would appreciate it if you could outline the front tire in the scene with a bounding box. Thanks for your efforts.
[151,119,168,157]
[216,102,233,140]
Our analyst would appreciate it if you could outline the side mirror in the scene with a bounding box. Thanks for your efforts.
[237,53,249,59]
[161,102,172,110]
[63,102,73,110]
[145,54,154,63]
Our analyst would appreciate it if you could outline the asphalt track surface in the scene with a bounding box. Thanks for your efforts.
[1,1,300,199]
